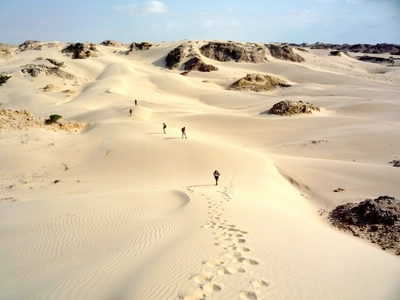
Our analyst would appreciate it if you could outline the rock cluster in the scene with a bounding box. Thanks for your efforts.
[269,100,320,116]
[228,74,291,92]
[200,42,269,63]
[390,159,400,167]
[357,56,399,65]
[62,43,98,59]
[0,109,85,133]
[18,40,42,51]
[128,42,153,51]
[165,42,305,71]
[100,40,124,47]
[304,42,400,55]
[20,64,75,80]
[329,196,400,253]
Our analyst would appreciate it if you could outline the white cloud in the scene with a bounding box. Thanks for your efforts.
[116,1,167,16]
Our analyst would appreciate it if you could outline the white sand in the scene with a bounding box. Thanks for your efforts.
[0,41,399,300]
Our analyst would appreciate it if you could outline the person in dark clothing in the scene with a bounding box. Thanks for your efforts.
[213,170,220,185]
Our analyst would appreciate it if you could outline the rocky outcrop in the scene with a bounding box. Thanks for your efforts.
[266,44,305,62]
[200,42,269,63]
[269,100,320,116]
[165,42,200,69]
[228,74,290,92]
[62,43,98,59]
[20,64,75,80]
[329,196,400,253]
[18,40,42,51]
[307,42,400,55]
[184,57,218,72]
[101,40,124,47]
[0,73,12,86]
[357,55,398,65]
[129,42,153,51]
[0,109,85,133]
[390,160,400,167]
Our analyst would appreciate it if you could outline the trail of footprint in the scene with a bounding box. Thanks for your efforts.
[181,188,269,299]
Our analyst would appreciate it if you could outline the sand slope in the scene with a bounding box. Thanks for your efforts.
[1,41,400,300]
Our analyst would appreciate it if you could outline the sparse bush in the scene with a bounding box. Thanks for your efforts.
[45,114,62,124]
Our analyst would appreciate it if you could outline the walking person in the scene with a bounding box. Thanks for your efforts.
[135,99,138,106]
[213,170,220,185]
[163,123,167,134]
[181,127,187,139]
[129,108,132,116]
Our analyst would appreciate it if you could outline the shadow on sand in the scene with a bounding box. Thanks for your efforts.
[187,184,216,188]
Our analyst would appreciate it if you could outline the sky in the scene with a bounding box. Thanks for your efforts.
[0,0,399,45]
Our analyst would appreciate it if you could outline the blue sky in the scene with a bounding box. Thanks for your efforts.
[0,0,399,45]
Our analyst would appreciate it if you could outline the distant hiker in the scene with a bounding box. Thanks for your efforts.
[135,99,138,106]
[213,170,220,185]
[129,108,132,116]
[163,123,167,134]
[181,127,187,139]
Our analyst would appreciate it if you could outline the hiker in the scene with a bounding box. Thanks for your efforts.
[181,127,187,138]
[135,99,138,106]
[129,108,132,116]
[213,170,220,185]
[163,123,167,134]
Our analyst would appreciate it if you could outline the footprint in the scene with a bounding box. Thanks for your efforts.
[203,259,224,267]
[234,246,250,253]
[232,238,246,244]
[225,251,242,260]
[216,241,234,248]
[234,257,259,266]
[217,266,246,275]
[178,291,206,300]
[239,290,258,300]
[250,279,269,288]
[201,282,223,293]
[191,272,214,283]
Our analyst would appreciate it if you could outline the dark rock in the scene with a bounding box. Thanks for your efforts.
[390,160,400,167]
[266,44,305,62]
[165,42,201,70]
[184,57,218,72]
[101,40,124,47]
[128,42,153,51]
[62,43,98,59]
[0,74,12,86]
[228,74,290,92]
[269,100,320,116]
[329,196,400,253]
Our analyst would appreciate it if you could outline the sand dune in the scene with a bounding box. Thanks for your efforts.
[0,40,399,300]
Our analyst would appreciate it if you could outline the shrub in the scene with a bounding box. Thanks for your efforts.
[45,114,62,124]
